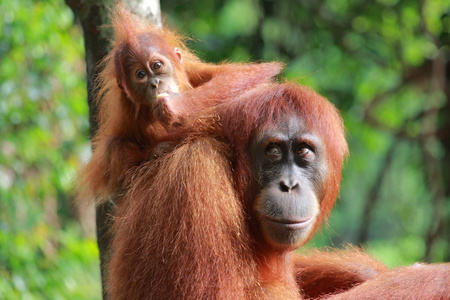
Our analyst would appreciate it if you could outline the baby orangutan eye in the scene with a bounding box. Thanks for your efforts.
[152,61,162,70]
[136,70,147,79]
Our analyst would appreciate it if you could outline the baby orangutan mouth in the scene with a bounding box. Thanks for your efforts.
[156,92,170,99]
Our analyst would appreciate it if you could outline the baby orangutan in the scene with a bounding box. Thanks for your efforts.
[77,5,283,204]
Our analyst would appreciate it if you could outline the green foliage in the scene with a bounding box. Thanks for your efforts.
[0,225,100,299]
[368,237,426,267]
[2,0,449,298]
[218,0,260,38]
[162,0,450,266]
[0,0,99,298]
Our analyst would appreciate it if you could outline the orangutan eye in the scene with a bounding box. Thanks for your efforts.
[136,70,147,79]
[152,61,162,70]
[297,144,315,160]
[265,144,282,161]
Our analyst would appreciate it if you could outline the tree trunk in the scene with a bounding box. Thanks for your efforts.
[65,1,161,298]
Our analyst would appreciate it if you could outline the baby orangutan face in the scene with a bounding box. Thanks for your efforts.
[118,34,183,106]
[114,34,186,123]
[126,45,182,105]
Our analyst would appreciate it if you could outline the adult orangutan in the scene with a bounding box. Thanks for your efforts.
[218,84,449,299]
[107,83,355,299]
[107,82,450,299]
[77,5,283,204]
[218,82,354,298]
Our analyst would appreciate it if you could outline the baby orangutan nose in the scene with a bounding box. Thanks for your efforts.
[151,78,160,89]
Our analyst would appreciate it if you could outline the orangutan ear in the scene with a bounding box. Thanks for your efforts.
[174,47,182,63]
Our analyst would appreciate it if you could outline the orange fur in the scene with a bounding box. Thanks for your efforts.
[108,137,265,299]
[76,5,283,204]
[77,5,450,300]
[325,264,450,299]
[218,83,450,299]
[76,5,190,204]
[108,83,350,299]
[294,248,388,299]
[107,82,450,299]
[219,82,348,242]
[219,83,349,298]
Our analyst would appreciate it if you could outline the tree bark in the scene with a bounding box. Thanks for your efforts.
[65,1,161,298]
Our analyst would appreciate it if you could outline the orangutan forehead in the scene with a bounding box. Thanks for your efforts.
[136,34,173,53]
[252,115,322,148]
[258,114,307,137]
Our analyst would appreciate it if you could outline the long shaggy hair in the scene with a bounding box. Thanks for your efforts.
[107,83,349,299]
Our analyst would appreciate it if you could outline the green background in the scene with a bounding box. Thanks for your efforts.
[1,0,448,298]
